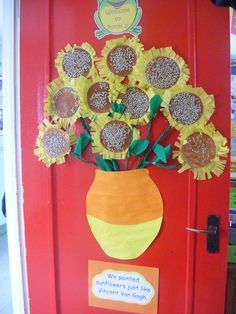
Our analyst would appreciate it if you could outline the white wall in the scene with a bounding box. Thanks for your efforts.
[231,32,236,57]
[0,0,3,226]
[0,135,5,225]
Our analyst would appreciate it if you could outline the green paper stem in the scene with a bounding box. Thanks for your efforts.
[74,132,91,156]
[129,139,149,156]
[145,95,162,141]
[145,125,172,160]
[111,159,119,171]
[73,131,97,166]
[154,125,172,145]
[154,163,181,169]
[84,118,91,131]
[80,118,90,133]
[134,156,142,169]
[139,125,172,168]
[96,156,114,171]
[145,118,153,140]
[74,155,97,166]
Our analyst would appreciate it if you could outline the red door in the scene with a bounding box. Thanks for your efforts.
[20,1,230,313]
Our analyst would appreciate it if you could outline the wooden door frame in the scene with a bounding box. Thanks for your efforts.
[2,0,29,312]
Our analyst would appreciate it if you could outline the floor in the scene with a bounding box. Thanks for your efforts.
[0,226,13,314]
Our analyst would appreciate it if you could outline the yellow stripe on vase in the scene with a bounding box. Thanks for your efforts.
[87,214,163,260]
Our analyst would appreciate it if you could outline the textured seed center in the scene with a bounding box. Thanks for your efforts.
[146,57,180,89]
[100,121,131,152]
[53,87,79,118]
[169,92,203,125]
[107,45,137,76]
[87,82,111,113]
[62,48,92,78]
[43,129,70,158]
[120,87,149,119]
[182,133,216,168]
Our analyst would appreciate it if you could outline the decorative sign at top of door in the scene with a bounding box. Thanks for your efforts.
[34,12,228,260]
[94,0,142,39]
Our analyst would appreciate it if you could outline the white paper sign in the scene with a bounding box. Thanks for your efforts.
[92,269,154,305]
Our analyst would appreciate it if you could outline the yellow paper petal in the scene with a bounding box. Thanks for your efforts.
[77,75,123,120]
[55,42,97,83]
[117,83,155,125]
[90,114,140,160]
[96,36,144,83]
[161,85,215,130]
[133,47,190,95]
[44,77,81,128]
[34,119,77,167]
[173,123,228,180]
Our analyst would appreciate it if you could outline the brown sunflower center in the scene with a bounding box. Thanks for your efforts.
[107,45,137,76]
[120,87,149,119]
[182,133,216,168]
[100,120,132,152]
[42,128,70,158]
[53,87,79,118]
[87,82,111,113]
[169,92,203,125]
[145,57,180,89]
[62,48,92,78]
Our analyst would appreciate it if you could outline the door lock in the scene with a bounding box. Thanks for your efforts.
[186,215,220,253]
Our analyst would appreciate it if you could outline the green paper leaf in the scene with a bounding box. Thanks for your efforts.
[129,139,149,156]
[95,156,113,171]
[150,95,163,118]
[111,159,119,171]
[164,144,172,159]
[112,103,126,115]
[80,118,90,132]
[74,132,91,157]
[153,144,172,163]
[160,144,172,160]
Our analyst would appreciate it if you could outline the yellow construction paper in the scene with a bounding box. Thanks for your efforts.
[173,123,228,180]
[87,215,162,260]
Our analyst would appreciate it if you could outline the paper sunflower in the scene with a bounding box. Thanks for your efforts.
[118,83,155,125]
[90,114,139,160]
[96,36,144,83]
[34,119,77,167]
[55,43,96,82]
[44,78,81,128]
[161,85,215,130]
[134,47,190,95]
[77,75,122,120]
[173,123,228,180]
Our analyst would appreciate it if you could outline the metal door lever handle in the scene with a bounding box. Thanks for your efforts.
[186,225,217,235]
[186,216,219,253]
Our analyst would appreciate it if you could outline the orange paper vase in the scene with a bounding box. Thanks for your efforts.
[86,169,163,260]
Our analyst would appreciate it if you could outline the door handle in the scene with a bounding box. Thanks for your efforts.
[186,215,220,253]
[186,225,217,235]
